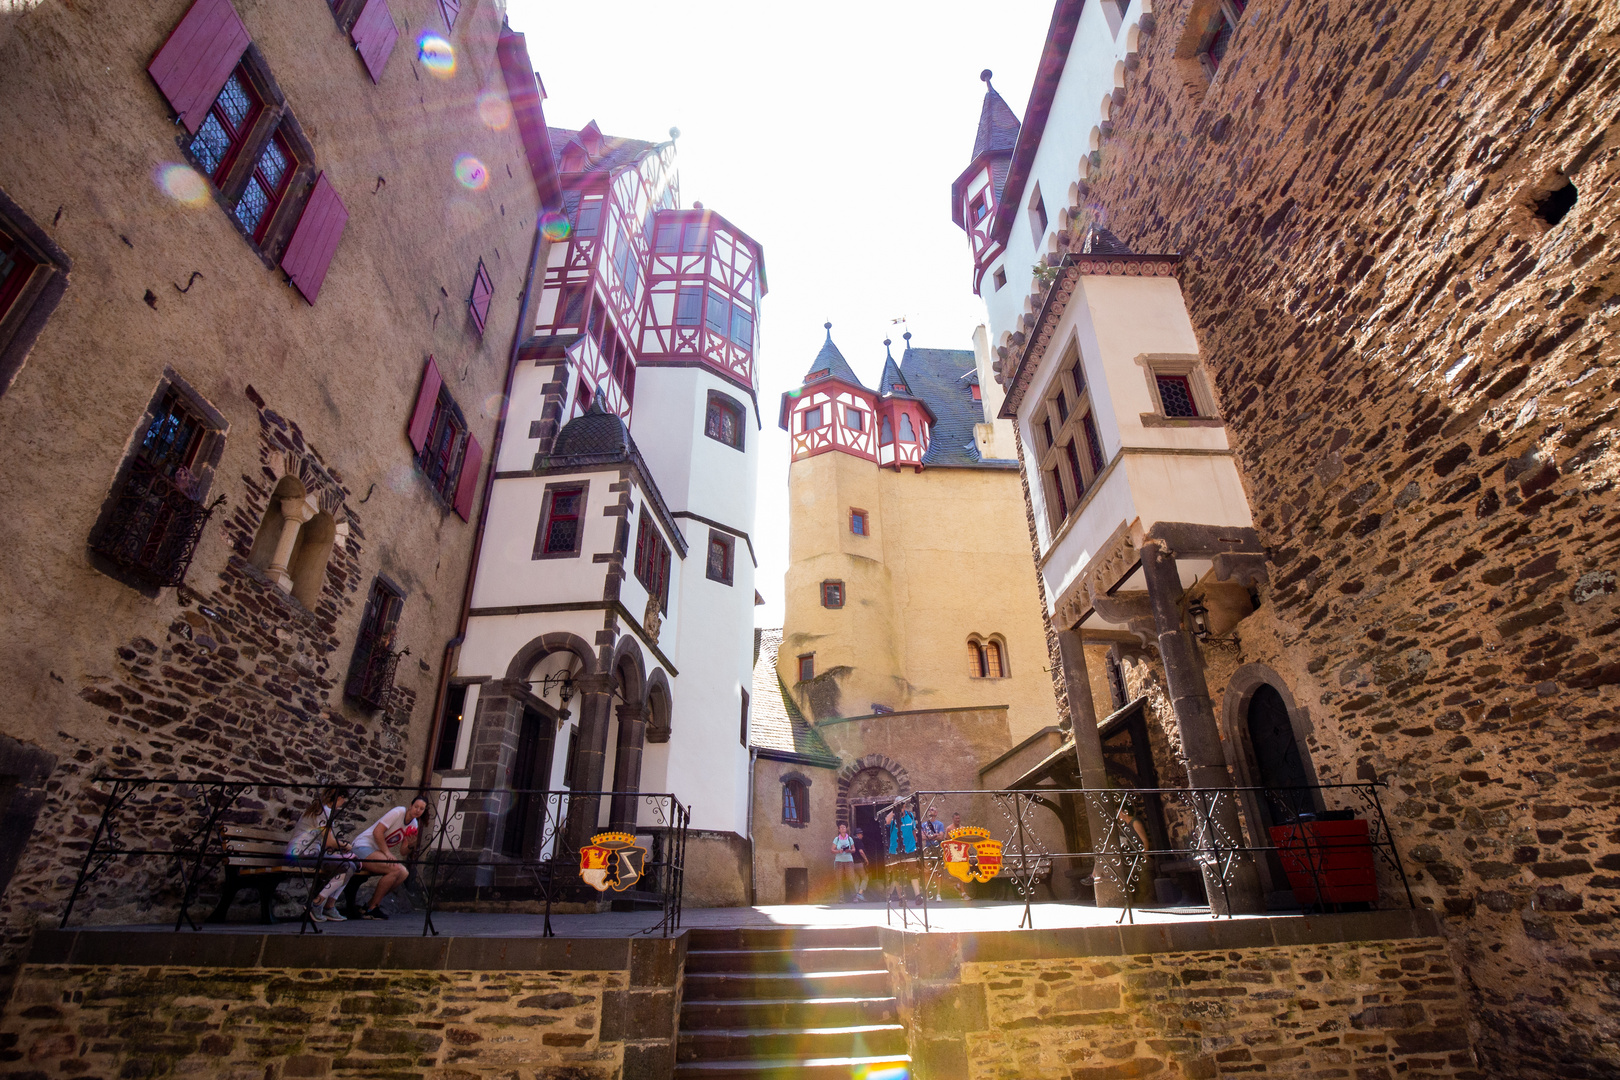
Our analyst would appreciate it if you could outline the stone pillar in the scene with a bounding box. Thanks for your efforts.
[609,702,647,832]
[1056,629,1127,908]
[267,496,314,590]
[1139,538,1263,915]
[565,680,615,849]
[459,687,523,881]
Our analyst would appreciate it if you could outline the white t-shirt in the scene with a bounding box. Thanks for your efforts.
[358,806,418,856]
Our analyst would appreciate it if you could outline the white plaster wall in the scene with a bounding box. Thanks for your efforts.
[458,609,604,681]
[1037,454,1139,607]
[469,470,614,609]
[497,358,555,474]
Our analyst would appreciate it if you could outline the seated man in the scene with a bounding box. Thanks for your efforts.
[351,796,427,919]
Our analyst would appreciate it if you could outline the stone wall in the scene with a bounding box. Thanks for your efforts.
[883,910,1478,1080]
[0,929,683,1080]
[1024,0,1620,1071]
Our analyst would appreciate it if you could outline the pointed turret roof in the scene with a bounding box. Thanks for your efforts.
[971,76,1021,162]
[802,322,865,390]
[879,337,918,399]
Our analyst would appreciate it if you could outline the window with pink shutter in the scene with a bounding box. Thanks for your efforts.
[148,0,251,134]
[280,173,348,304]
[350,0,399,84]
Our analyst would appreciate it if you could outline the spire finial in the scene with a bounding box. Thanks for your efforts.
[824,321,833,335]
[884,337,893,359]
[903,330,912,345]
[980,68,993,88]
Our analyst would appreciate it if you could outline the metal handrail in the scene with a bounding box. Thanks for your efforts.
[58,777,690,938]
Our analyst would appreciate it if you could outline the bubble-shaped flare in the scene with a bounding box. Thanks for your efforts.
[539,210,571,243]
[154,163,209,207]
[477,91,512,130]
[454,154,489,191]
[417,32,455,77]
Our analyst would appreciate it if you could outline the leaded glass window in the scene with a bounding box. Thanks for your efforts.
[190,70,258,182]
[1157,375,1199,417]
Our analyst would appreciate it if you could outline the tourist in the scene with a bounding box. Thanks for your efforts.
[286,787,356,922]
[851,828,870,901]
[878,797,921,902]
[352,796,427,919]
[918,806,947,900]
[832,823,856,902]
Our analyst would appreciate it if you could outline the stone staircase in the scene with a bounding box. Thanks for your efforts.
[675,926,911,1078]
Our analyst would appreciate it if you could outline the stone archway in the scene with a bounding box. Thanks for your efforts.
[835,754,911,828]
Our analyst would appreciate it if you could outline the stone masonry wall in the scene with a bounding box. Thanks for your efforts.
[883,914,1476,1080]
[0,965,623,1080]
[1036,0,1620,1072]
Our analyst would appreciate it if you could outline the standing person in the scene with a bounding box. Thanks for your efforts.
[286,787,356,922]
[352,796,427,920]
[878,797,921,902]
[831,823,856,902]
[918,806,947,900]
[851,828,870,902]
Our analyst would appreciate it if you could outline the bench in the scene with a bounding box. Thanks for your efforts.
[206,824,375,924]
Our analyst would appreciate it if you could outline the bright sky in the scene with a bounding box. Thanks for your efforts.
[505,0,1054,627]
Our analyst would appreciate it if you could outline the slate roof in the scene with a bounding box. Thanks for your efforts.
[971,83,1021,163]
[1079,223,1135,255]
[878,343,918,400]
[750,629,839,766]
[901,345,1016,469]
[551,399,635,459]
[550,125,658,177]
[803,324,867,390]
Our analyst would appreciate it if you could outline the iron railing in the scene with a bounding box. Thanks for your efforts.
[89,460,223,587]
[345,635,406,711]
[877,783,1412,931]
[58,777,689,938]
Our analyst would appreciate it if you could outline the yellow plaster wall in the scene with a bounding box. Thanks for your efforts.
[781,450,1060,743]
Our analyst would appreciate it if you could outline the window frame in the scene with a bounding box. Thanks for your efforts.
[0,188,71,397]
[797,654,815,683]
[345,575,406,711]
[844,406,865,433]
[782,777,809,826]
[992,267,1007,291]
[803,406,824,433]
[849,508,869,536]
[820,579,845,609]
[1140,354,1221,424]
[533,480,589,560]
[633,510,672,613]
[704,390,746,450]
[706,529,735,586]
[1035,343,1108,535]
[417,386,469,505]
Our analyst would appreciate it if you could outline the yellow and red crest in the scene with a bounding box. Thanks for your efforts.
[942,826,1002,883]
[578,831,648,892]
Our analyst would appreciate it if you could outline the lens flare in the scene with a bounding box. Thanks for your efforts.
[454,155,489,190]
[417,32,455,77]
[540,210,571,243]
[477,90,512,130]
[387,464,416,494]
[855,1066,909,1080]
[484,392,506,416]
[154,163,209,206]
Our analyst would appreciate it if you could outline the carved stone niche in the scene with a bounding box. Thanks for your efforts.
[846,768,899,802]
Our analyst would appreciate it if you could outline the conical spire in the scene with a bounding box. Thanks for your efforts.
[879,337,915,398]
[971,70,1020,162]
[803,321,866,390]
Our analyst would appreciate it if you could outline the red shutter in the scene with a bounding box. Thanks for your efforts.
[452,435,482,521]
[351,0,399,84]
[469,259,493,336]
[148,0,251,134]
[408,356,443,453]
[280,172,348,303]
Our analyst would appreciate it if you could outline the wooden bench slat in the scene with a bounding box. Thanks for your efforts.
[222,825,292,841]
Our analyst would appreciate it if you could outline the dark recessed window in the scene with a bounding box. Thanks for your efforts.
[797,654,814,682]
[705,391,745,449]
[879,415,894,445]
[1064,441,1086,502]
[821,580,844,609]
[1083,415,1106,472]
[346,577,405,711]
[0,230,40,323]
[1157,375,1199,417]
[993,267,1007,291]
[740,690,750,746]
[969,193,987,222]
[535,484,586,557]
[560,285,586,326]
[1536,182,1578,227]
[803,406,824,432]
[1199,0,1246,76]
[706,530,734,586]
[899,414,916,443]
[850,509,868,536]
[634,512,672,612]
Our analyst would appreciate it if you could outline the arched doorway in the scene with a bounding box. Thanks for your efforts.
[1246,684,1311,797]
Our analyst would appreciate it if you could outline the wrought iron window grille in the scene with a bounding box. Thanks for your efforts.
[90,459,225,587]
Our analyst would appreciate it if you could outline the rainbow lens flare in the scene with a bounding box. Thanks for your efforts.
[855,1066,909,1080]
[477,91,512,130]
[154,163,209,206]
[484,393,506,416]
[540,210,571,242]
[417,33,455,77]
[454,155,489,190]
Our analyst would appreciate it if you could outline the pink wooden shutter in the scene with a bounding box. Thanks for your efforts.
[148,0,251,134]
[469,260,493,336]
[452,435,482,521]
[408,357,443,453]
[280,172,348,303]
[351,0,399,84]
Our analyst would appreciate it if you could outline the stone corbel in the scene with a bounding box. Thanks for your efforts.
[1089,592,1158,648]
[1212,551,1269,588]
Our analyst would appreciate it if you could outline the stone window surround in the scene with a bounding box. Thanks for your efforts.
[0,185,71,399]
[705,529,734,586]
[532,479,590,560]
[1031,338,1106,534]
[967,634,1010,679]
[780,771,811,828]
[849,507,869,536]
[248,458,349,607]
[1134,352,1225,428]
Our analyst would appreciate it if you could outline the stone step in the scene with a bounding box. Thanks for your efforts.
[676,1023,907,1063]
[684,946,886,974]
[685,926,881,951]
[682,969,893,1002]
[672,1054,911,1079]
[680,995,900,1031]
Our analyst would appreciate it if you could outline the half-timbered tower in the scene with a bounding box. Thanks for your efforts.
[446,122,766,906]
[950,72,1021,296]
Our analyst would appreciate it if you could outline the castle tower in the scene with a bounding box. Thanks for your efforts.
[950,70,1021,296]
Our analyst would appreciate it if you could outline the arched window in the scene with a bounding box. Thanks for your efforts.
[984,640,1004,677]
[879,415,894,445]
[782,778,808,826]
[705,391,745,450]
[968,638,1005,678]
[899,414,916,443]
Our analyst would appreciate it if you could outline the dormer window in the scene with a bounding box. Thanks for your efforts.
[969,192,987,223]
[1028,184,1048,246]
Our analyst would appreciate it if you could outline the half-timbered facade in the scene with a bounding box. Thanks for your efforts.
[446,123,766,906]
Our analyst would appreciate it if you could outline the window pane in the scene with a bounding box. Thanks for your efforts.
[190,113,231,177]
[730,306,753,347]
[233,178,270,235]
[562,287,585,324]
[576,203,600,237]
[257,139,289,190]
[546,518,577,553]
[1064,440,1085,501]
[682,225,706,253]
[845,408,863,432]
[1157,375,1199,417]
[1084,415,1106,472]
[899,414,915,442]
[879,416,893,444]
[655,223,679,252]
[985,642,1003,678]
[969,643,984,678]
[217,72,254,130]
[705,293,729,335]
[676,286,703,325]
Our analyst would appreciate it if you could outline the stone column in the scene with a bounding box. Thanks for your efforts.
[609,702,647,832]
[1057,629,1127,908]
[267,496,314,590]
[1139,538,1263,915]
[565,680,615,849]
